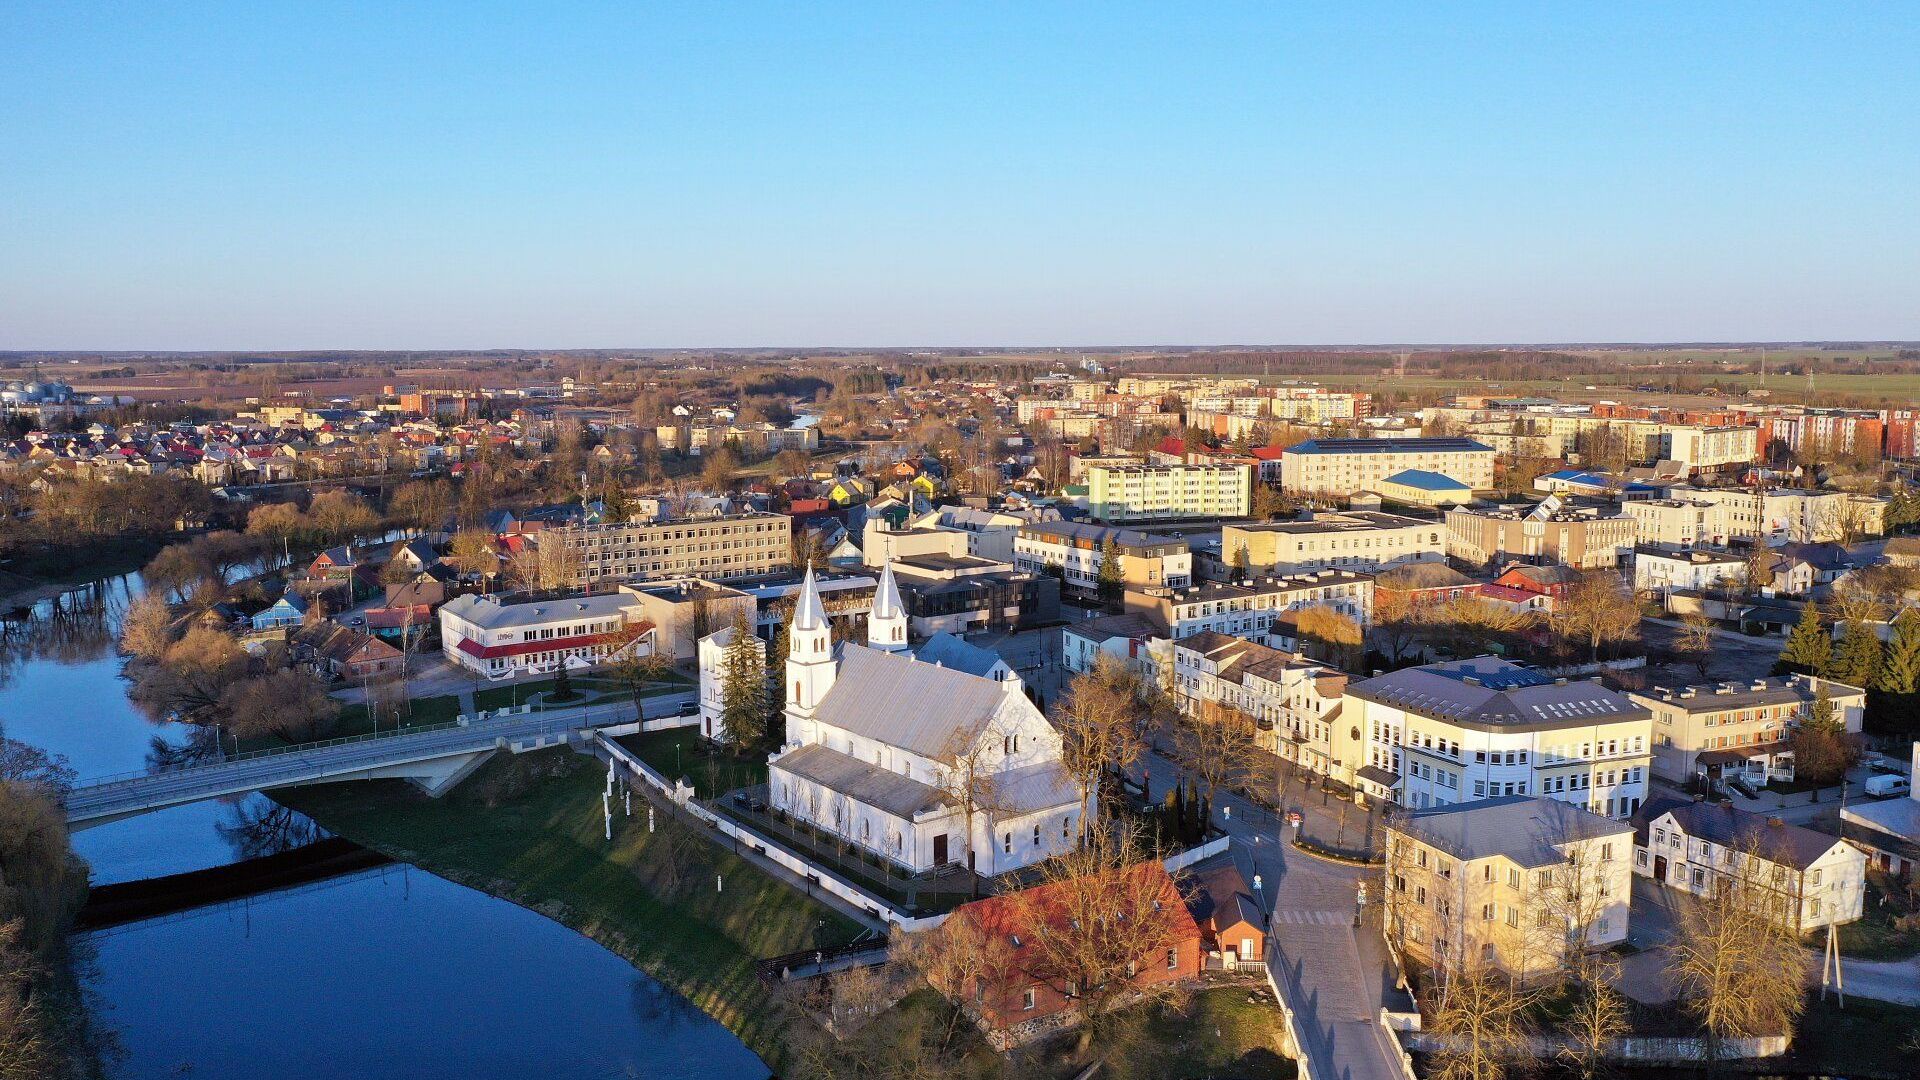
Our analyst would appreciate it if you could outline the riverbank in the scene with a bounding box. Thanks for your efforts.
[272,747,863,1068]
[0,535,170,610]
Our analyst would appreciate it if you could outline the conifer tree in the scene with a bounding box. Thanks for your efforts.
[1831,618,1884,690]
[1777,602,1830,676]
[1880,609,1920,696]
[719,614,766,752]
[1096,535,1125,611]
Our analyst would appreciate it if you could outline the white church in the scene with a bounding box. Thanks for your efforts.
[735,563,1084,878]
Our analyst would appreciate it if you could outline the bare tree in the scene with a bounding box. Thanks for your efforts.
[1173,699,1261,814]
[1668,839,1809,1068]
[936,716,1015,883]
[891,918,1014,1052]
[1008,820,1192,1053]
[119,590,175,660]
[1556,571,1640,663]
[1677,611,1717,679]
[1420,958,1539,1080]
[1053,655,1143,826]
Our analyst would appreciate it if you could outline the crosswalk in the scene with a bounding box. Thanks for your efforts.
[1269,909,1350,926]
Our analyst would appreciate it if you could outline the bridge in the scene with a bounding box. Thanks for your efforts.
[62,696,680,830]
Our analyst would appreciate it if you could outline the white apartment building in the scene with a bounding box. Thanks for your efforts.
[696,622,765,743]
[1622,499,1723,549]
[548,511,791,587]
[1221,511,1444,577]
[1632,547,1748,595]
[1122,570,1374,641]
[1660,425,1758,473]
[1279,437,1494,497]
[1635,800,1865,932]
[1013,520,1191,597]
[1339,658,1654,818]
[1662,486,1887,546]
[1086,463,1252,523]
[1169,630,1348,772]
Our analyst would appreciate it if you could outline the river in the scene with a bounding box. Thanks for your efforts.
[1,570,767,1079]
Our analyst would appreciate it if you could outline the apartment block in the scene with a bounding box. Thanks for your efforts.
[1444,500,1636,570]
[550,511,791,587]
[1635,799,1865,932]
[1168,630,1347,771]
[1661,486,1887,545]
[1012,520,1191,597]
[1627,674,1865,785]
[1086,462,1252,523]
[1279,437,1495,497]
[1121,570,1373,640]
[1222,511,1444,577]
[1621,498,1723,549]
[1339,657,1654,818]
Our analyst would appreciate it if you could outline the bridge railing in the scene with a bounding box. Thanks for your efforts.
[68,719,472,793]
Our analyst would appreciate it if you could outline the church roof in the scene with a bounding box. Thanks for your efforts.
[793,565,828,631]
[814,644,1018,762]
[912,632,1004,678]
[775,742,952,820]
[873,560,905,621]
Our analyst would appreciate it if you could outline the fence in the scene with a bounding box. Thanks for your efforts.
[1403,1031,1789,1064]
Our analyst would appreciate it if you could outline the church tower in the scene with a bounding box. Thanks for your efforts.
[784,567,837,743]
[867,560,909,653]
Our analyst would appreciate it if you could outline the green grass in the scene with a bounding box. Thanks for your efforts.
[238,692,463,752]
[1022,987,1296,1080]
[1831,876,1920,961]
[1786,995,1920,1078]
[620,729,766,797]
[274,747,863,1066]
[471,675,687,713]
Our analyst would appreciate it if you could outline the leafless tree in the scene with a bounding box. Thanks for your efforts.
[1668,838,1809,1068]
[1173,699,1261,812]
[936,716,1016,882]
[1677,611,1717,679]
[1053,655,1143,826]
[1556,571,1641,663]
[1420,958,1539,1080]
[119,590,175,660]
[891,918,1014,1052]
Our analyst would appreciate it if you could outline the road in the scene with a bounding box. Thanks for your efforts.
[1131,750,1412,1080]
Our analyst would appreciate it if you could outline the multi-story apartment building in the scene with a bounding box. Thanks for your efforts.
[1121,571,1373,641]
[1279,437,1495,497]
[1626,674,1865,785]
[1661,486,1888,546]
[1659,424,1758,473]
[1168,630,1347,771]
[549,511,791,588]
[1222,511,1444,577]
[1085,462,1252,523]
[1012,520,1191,598]
[1631,547,1749,595]
[1621,498,1723,549]
[1635,800,1865,932]
[1386,797,1633,978]
[1339,657,1653,818]
[1444,500,1636,570]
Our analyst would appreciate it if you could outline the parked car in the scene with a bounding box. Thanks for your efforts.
[1865,774,1911,798]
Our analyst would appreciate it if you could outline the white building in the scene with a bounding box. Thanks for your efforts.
[1279,437,1494,497]
[1221,512,1444,577]
[1635,799,1865,932]
[1632,547,1748,595]
[765,567,1081,876]
[1013,520,1192,597]
[1622,499,1723,549]
[439,590,655,679]
[1659,425,1758,473]
[697,622,765,743]
[1662,486,1888,546]
[1169,630,1348,772]
[1338,657,1653,818]
[1121,571,1373,641]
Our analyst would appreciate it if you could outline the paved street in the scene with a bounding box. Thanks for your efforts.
[1130,749,1411,1080]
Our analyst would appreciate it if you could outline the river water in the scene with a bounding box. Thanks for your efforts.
[1,571,766,1079]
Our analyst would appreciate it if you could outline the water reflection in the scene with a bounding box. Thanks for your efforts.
[216,798,329,861]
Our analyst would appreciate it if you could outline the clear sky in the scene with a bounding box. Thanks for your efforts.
[3,3,1916,350]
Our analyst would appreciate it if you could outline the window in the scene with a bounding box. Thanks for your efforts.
[1022,988,1036,1011]
[1812,868,1822,886]
[1166,947,1179,970]
[1003,833,1012,854]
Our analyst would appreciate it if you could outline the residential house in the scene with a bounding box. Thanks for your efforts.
[1169,630,1347,772]
[1183,855,1267,972]
[1634,798,1865,932]
[1627,674,1865,786]
[250,591,309,632]
[292,622,406,682]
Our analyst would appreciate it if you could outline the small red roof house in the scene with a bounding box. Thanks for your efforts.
[1485,563,1582,612]
[936,862,1202,1049]
[1183,860,1266,970]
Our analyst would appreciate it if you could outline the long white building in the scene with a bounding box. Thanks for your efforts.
[1085,462,1252,524]
[1279,437,1495,497]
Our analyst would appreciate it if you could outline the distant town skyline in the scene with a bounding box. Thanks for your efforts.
[4,4,1916,350]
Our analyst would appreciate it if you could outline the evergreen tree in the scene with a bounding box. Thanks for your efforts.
[1776,602,1831,675]
[719,614,766,752]
[1095,536,1125,610]
[763,620,789,749]
[1232,542,1251,580]
[1831,619,1884,689]
[1879,609,1920,695]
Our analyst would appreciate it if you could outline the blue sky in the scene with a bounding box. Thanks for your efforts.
[3,3,1916,349]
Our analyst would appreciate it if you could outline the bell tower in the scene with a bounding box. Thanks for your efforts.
[785,567,837,743]
[867,560,909,653]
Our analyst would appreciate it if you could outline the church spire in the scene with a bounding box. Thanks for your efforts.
[794,565,827,632]
[868,560,908,653]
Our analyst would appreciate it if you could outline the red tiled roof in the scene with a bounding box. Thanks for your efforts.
[454,623,650,660]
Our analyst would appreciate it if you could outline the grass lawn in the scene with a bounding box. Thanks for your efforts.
[1831,876,1920,960]
[1020,986,1295,1080]
[471,674,687,713]
[620,729,767,798]
[238,693,464,752]
[274,747,863,1067]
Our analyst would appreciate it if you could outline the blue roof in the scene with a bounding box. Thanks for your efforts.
[1382,469,1469,491]
[911,632,1005,678]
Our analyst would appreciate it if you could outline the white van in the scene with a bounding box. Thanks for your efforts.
[1865,774,1910,798]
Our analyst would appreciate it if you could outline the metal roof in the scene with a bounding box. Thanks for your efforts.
[1398,795,1633,868]
[813,644,1027,762]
